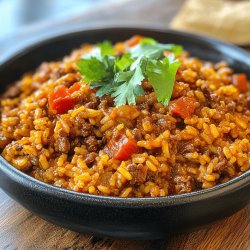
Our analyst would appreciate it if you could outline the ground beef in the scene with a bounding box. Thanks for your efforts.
[174,175,194,194]
[98,171,113,186]
[35,63,52,83]
[0,132,11,148]
[85,101,98,109]
[54,129,70,153]
[151,114,173,134]
[99,95,114,109]
[68,137,84,155]
[30,157,39,166]
[74,115,92,137]
[141,79,153,91]
[176,119,186,130]
[70,137,82,148]
[84,152,98,167]
[215,147,227,171]
[237,93,249,111]
[2,83,21,98]
[227,101,236,112]
[157,118,173,132]
[60,74,81,88]
[81,93,99,108]
[201,84,212,105]
[84,135,103,152]
[50,67,75,81]
[132,128,143,141]
[177,141,195,155]
[144,92,157,108]
[127,163,148,185]
[245,92,250,109]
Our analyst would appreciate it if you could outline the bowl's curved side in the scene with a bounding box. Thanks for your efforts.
[0,160,249,239]
[0,27,250,239]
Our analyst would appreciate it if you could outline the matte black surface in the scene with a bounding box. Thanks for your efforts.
[0,27,250,239]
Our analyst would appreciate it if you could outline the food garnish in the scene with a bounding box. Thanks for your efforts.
[77,37,182,106]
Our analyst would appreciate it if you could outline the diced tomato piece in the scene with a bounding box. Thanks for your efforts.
[49,86,68,100]
[170,96,197,119]
[48,86,75,114]
[105,134,139,161]
[68,82,81,94]
[125,35,144,47]
[232,73,248,93]
[51,96,75,114]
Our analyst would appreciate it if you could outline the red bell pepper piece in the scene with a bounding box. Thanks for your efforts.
[232,73,248,93]
[105,134,139,161]
[48,86,75,114]
[68,82,81,94]
[171,96,197,119]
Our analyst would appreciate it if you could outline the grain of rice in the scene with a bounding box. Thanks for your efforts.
[117,164,132,180]
[146,160,157,172]
[97,185,110,195]
[120,187,132,198]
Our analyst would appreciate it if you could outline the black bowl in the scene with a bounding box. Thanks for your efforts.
[0,27,250,240]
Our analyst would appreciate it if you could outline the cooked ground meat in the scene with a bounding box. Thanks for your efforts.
[85,101,99,109]
[174,175,194,194]
[84,136,103,152]
[84,152,98,167]
[132,128,143,141]
[215,147,227,171]
[127,163,148,185]
[2,83,21,98]
[54,129,70,153]
[177,141,195,155]
[73,115,92,137]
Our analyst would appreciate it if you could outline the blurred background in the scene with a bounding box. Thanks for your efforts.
[0,0,183,57]
[0,0,105,40]
[0,0,249,58]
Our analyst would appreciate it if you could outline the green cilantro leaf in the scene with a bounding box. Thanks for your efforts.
[130,41,182,59]
[145,55,181,105]
[98,40,115,56]
[77,37,182,107]
[112,67,145,106]
[77,53,116,82]
[171,45,183,55]
[115,53,134,71]
[95,80,118,97]
[77,58,108,82]
[140,37,157,45]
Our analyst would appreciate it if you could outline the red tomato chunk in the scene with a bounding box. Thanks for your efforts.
[105,134,139,161]
[232,73,248,93]
[48,86,75,114]
[68,82,81,94]
[171,96,197,119]
[125,35,144,48]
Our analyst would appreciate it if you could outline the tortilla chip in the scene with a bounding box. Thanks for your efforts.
[171,0,250,45]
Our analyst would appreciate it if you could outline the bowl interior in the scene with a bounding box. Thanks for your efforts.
[0,27,250,203]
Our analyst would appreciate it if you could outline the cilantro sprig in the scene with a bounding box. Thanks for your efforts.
[77,38,182,106]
